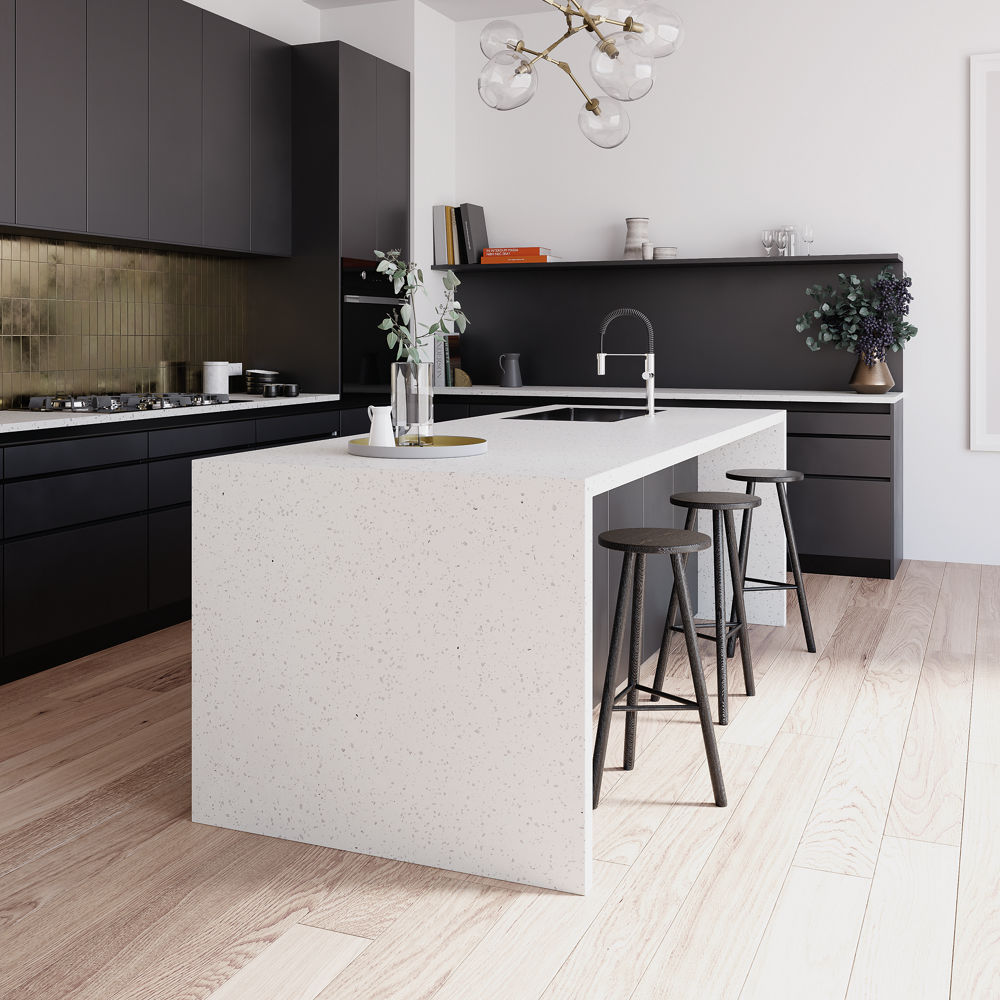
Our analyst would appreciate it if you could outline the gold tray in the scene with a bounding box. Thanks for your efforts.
[347,435,488,459]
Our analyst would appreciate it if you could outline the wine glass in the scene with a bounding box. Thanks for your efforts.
[760,229,775,257]
[775,230,789,256]
[800,224,815,255]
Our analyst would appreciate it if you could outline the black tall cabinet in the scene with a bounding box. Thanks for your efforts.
[0,0,14,226]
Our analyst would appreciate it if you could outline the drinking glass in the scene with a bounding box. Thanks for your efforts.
[760,229,775,257]
[775,230,789,256]
[801,224,815,255]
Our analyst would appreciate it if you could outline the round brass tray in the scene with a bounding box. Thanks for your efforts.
[347,435,488,459]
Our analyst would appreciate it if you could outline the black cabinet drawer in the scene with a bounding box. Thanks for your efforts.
[148,420,254,459]
[5,432,147,478]
[339,408,370,437]
[149,506,191,608]
[4,516,148,654]
[789,478,892,560]
[787,437,892,480]
[255,410,340,445]
[148,456,194,509]
[787,411,891,438]
[5,465,147,537]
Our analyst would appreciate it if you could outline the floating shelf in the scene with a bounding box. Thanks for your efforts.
[431,253,903,273]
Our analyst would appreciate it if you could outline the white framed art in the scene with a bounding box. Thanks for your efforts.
[971,54,1000,451]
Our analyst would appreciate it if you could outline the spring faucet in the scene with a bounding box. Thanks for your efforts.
[596,308,656,416]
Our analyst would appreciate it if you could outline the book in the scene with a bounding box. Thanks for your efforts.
[458,203,489,265]
[445,206,457,266]
[432,206,449,266]
[482,247,553,258]
[434,329,445,386]
[480,255,564,264]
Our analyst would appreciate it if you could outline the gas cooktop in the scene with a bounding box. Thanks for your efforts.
[24,393,246,413]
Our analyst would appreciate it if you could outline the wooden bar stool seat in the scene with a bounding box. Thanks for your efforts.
[593,527,726,810]
[725,468,816,655]
[652,491,762,726]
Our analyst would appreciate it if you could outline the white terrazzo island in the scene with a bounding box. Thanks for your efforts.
[191,404,786,894]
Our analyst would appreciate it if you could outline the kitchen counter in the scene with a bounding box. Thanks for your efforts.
[435,385,904,405]
[191,405,787,894]
[0,393,341,434]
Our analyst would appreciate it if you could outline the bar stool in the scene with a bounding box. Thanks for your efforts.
[651,491,761,726]
[593,527,726,809]
[725,469,816,655]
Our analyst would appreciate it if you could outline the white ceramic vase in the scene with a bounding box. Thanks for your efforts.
[624,217,650,260]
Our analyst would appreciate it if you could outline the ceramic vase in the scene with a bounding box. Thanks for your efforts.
[848,356,895,394]
[624,217,650,260]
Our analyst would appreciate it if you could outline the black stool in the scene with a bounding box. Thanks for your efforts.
[725,469,816,655]
[593,527,726,810]
[652,491,762,726]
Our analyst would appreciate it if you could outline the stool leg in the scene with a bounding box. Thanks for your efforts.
[671,553,726,807]
[712,510,729,725]
[725,509,755,697]
[652,507,697,700]
[727,481,756,658]
[623,554,645,771]
[777,482,816,653]
[593,552,635,808]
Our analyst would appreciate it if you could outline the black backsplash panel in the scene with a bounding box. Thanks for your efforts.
[450,255,905,392]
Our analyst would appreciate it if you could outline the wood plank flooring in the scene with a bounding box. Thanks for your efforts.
[0,560,996,999]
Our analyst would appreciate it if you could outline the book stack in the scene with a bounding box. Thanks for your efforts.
[481,247,563,264]
[433,204,489,266]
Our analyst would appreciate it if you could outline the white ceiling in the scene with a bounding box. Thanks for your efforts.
[302,0,545,19]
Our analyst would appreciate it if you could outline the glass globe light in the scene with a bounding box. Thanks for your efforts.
[578,97,630,148]
[480,19,522,59]
[587,1,633,24]
[478,51,537,111]
[589,31,654,102]
[630,2,684,57]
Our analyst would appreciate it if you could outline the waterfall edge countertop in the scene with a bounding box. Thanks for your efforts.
[190,405,787,895]
[435,385,904,405]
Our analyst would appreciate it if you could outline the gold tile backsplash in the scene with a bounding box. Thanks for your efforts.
[0,235,247,407]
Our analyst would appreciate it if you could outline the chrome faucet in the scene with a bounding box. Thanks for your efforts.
[596,308,656,416]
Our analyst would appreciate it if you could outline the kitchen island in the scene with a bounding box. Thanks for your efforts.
[192,405,786,894]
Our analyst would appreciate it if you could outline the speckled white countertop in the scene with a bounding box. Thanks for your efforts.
[0,393,341,434]
[203,404,785,498]
[435,385,904,405]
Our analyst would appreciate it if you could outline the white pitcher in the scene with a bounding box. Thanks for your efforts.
[367,405,395,447]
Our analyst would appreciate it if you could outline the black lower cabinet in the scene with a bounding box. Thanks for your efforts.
[4,515,148,655]
[149,506,191,608]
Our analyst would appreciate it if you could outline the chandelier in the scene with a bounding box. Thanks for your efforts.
[477,1,684,149]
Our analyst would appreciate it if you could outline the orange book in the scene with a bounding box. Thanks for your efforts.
[480,255,561,264]
[481,247,552,258]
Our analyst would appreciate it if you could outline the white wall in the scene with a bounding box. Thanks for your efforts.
[185,0,321,44]
[320,0,415,70]
[450,1,1000,565]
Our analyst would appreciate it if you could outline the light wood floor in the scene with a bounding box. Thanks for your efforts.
[0,561,997,999]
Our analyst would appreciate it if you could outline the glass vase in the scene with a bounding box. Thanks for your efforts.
[390,361,434,445]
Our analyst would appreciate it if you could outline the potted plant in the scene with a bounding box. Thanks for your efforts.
[795,266,917,393]
[374,250,468,444]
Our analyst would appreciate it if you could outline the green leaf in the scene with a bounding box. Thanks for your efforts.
[377,318,393,331]
[456,313,468,333]
[400,303,412,326]
[373,250,385,258]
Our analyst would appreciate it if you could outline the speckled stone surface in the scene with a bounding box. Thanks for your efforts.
[191,405,785,894]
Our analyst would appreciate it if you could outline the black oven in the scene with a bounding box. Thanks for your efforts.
[340,258,403,394]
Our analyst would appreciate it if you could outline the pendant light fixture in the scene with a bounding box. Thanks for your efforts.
[476,0,684,149]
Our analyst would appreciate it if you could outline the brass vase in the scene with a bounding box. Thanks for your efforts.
[848,356,895,394]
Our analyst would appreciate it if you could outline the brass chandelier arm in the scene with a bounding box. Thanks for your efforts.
[515,26,586,68]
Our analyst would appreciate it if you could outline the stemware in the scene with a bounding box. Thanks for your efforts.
[800,224,815,255]
[775,230,789,256]
[760,229,776,257]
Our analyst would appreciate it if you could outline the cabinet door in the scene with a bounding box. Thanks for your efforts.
[5,516,148,654]
[15,0,87,232]
[149,507,191,608]
[338,45,378,260]
[376,59,410,254]
[149,0,202,246]
[87,0,149,240]
[203,11,251,251]
[0,0,13,225]
[251,31,292,256]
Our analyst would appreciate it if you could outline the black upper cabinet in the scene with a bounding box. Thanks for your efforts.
[149,0,203,247]
[87,0,149,240]
[15,0,88,233]
[0,1,14,225]
[203,11,251,252]
[338,45,379,261]
[376,60,409,254]
[251,32,292,256]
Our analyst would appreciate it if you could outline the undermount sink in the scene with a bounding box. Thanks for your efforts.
[506,406,661,423]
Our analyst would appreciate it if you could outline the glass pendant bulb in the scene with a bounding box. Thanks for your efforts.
[589,31,654,102]
[478,51,537,111]
[630,2,684,57]
[479,19,523,59]
[586,1,632,24]
[578,97,630,148]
